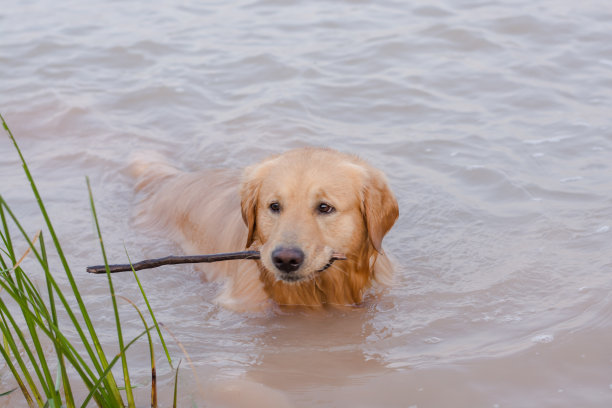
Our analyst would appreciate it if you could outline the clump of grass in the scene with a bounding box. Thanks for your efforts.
[0,113,177,407]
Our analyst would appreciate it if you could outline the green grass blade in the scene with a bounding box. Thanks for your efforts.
[0,387,18,397]
[40,233,75,408]
[2,114,185,407]
[15,276,59,405]
[0,200,104,378]
[1,314,8,353]
[1,113,123,406]
[80,326,155,408]
[1,192,120,405]
[0,319,36,406]
[0,226,113,407]
[8,236,59,406]
[6,271,115,406]
[117,295,157,408]
[125,247,173,368]
[173,360,182,408]
[0,306,44,406]
[0,257,109,402]
[0,279,114,407]
[0,198,17,265]
[86,178,134,407]
[0,200,44,407]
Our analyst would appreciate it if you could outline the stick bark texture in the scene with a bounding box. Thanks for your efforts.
[86,251,261,274]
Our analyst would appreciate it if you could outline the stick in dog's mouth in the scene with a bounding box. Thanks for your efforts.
[277,252,347,282]
[86,251,346,274]
[317,252,347,273]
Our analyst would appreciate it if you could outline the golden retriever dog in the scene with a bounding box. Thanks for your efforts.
[130,147,398,312]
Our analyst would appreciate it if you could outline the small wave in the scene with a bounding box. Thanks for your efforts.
[531,334,554,344]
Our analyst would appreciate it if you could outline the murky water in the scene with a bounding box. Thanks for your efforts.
[2,0,612,406]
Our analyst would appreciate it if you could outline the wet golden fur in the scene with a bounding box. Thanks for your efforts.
[131,148,398,312]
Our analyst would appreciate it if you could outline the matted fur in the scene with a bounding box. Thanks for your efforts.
[130,148,398,312]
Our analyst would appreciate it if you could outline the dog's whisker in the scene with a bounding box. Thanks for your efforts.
[315,251,346,274]
[334,265,350,279]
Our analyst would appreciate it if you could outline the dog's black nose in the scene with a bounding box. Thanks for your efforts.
[271,247,304,273]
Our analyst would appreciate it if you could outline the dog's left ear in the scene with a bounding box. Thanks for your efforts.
[241,156,280,248]
[240,164,262,248]
[362,167,399,253]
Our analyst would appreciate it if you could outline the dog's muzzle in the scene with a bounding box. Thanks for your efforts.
[271,248,347,282]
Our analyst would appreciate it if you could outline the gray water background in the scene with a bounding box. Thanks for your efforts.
[1,0,612,406]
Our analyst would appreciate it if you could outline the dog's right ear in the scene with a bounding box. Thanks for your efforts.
[240,163,264,248]
[240,155,280,247]
[361,166,399,254]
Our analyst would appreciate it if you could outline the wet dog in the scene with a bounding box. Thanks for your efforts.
[131,148,398,312]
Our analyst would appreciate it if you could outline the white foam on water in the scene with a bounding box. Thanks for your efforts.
[532,334,555,344]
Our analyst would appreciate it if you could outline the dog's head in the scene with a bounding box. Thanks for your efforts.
[240,148,398,284]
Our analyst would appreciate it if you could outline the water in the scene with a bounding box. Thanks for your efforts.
[2,0,612,406]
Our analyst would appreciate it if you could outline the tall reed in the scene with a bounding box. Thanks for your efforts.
[0,113,176,407]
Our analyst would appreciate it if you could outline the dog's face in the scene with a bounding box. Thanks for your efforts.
[240,148,398,284]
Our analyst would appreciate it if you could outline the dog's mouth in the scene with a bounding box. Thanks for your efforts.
[278,273,303,283]
[277,252,347,283]
[317,253,347,272]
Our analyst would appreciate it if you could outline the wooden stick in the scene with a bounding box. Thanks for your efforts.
[86,251,347,274]
[86,251,260,274]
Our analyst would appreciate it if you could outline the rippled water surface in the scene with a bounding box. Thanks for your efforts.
[2,0,612,406]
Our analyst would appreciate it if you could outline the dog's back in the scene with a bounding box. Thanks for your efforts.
[130,153,244,255]
[130,154,270,310]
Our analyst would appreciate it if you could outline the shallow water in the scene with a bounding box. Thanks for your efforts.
[2,0,612,406]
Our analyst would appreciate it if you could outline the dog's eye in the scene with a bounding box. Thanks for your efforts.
[317,202,335,214]
[269,202,281,213]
